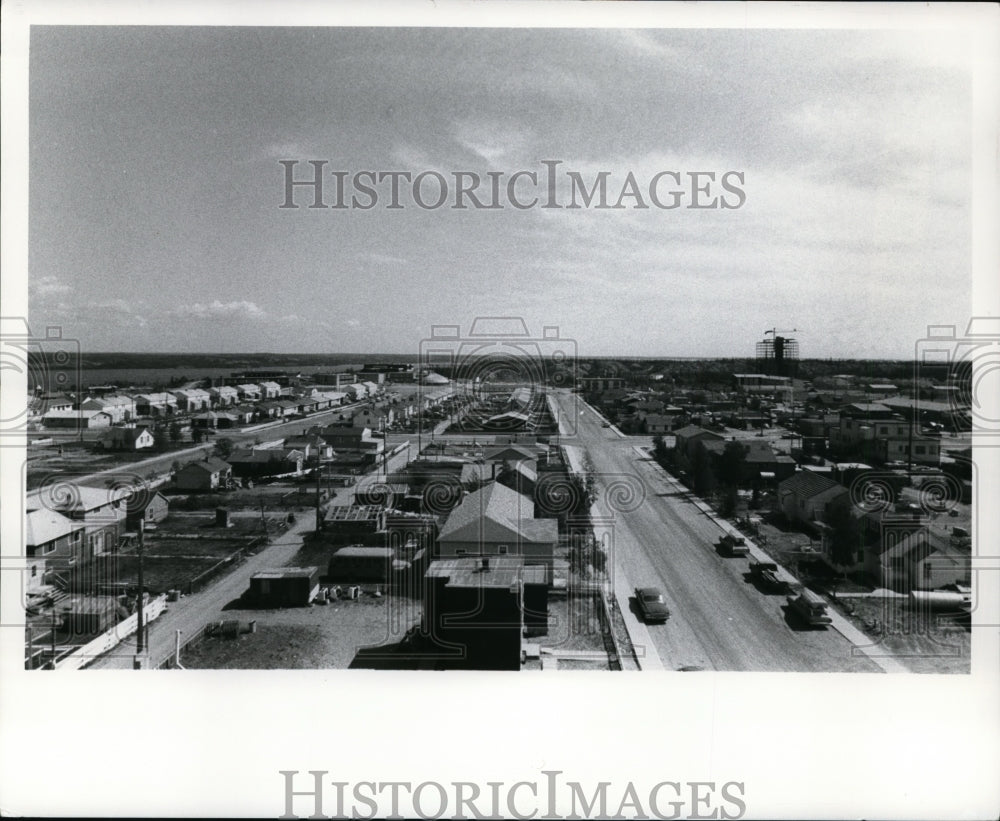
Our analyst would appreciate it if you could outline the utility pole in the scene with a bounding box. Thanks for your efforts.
[315,457,323,532]
[136,518,145,655]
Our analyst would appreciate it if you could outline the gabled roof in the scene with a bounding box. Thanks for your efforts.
[126,491,169,514]
[179,457,232,474]
[673,424,722,440]
[229,448,303,464]
[25,507,82,546]
[778,470,847,499]
[42,409,110,420]
[483,444,537,462]
[439,482,539,543]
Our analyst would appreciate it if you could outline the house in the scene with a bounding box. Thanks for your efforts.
[866,383,899,398]
[322,505,387,545]
[871,527,971,592]
[174,457,233,491]
[313,390,347,408]
[245,567,321,607]
[229,405,256,424]
[80,394,136,424]
[172,389,211,412]
[24,508,86,592]
[644,414,675,434]
[42,409,113,429]
[255,401,284,419]
[125,491,170,531]
[134,393,178,417]
[98,425,155,451]
[351,406,394,430]
[227,448,305,479]
[436,481,557,576]
[32,393,74,414]
[318,425,384,458]
[483,444,538,465]
[673,425,725,462]
[257,381,281,400]
[283,433,334,462]
[295,396,321,415]
[209,386,240,407]
[236,384,262,402]
[778,471,850,527]
[39,482,129,558]
[422,556,548,670]
[191,411,239,429]
[740,440,797,483]
[496,460,538,498]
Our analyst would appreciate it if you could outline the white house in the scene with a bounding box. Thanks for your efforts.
[80,394,136,424]
[172,389,212,412]
[258,381,281,400]
[210,386,240,406]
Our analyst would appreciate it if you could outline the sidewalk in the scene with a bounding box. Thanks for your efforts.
[632,445,910,674]
[560,440,665,671]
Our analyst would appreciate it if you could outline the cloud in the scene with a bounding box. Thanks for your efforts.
[173,300,266,320]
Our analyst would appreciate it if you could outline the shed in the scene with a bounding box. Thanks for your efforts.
[246,567,321,608]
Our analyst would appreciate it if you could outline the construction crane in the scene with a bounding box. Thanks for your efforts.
[764,327,799,339]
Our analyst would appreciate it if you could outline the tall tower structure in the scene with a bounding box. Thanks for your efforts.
[756,328,800,377]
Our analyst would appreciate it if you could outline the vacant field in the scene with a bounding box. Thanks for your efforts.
[830,596,970,674]
[181,594,417,669]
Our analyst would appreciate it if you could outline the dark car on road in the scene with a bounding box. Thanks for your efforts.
[634,587,670,623]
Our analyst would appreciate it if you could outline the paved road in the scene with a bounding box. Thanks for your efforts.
[87,517,315,669]
[27,400,373,501]
[549,390,879,673]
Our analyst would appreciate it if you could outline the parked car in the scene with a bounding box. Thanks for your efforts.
[717,533,749,557]
[786,589,833,627]
[634,587,670,623]
[748,560,790,593]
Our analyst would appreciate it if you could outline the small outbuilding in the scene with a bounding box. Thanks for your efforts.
[245,567,321,607]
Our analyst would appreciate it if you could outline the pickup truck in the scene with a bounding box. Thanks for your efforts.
[786,589,833,627]
[717,533,749,557]
[748,560,790,593]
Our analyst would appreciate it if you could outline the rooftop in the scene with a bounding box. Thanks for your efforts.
[778,470,847,499]
[425,556,545,588]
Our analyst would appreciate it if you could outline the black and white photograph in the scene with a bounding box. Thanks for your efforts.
[1,2,998,818]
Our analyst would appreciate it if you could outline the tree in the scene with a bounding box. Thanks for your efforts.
[192,427,205,444]
[825,502,863,569]
[215,437,234,459]
[691,444,717,496]
[652,435,669,462]
[168,421,182,443]
[716,440,748,489]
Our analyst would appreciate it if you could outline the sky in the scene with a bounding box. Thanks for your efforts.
[27,25,975,359]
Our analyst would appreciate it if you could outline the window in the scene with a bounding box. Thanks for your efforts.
[455,549,467,556]
[923,563,933,580]
[879,426,888,435]
[498,544,509,555]
[915,445,925,455]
